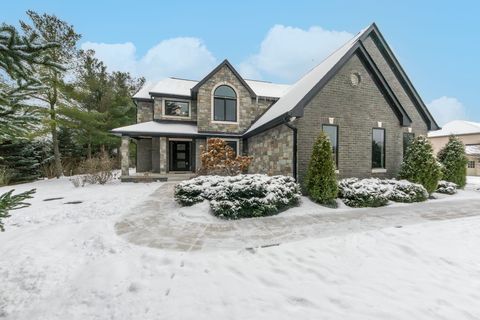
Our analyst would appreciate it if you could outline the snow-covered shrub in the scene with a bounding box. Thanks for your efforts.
[398,136,442,194]
[385,180,429,203]
[437,135,468,188]
[338,178,389,207]
[338,178,428,207]
[174,174,301,219]
[304,132,338,206]
[436,180,458,195]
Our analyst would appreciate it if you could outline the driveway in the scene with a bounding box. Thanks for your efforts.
[115,183,480,252]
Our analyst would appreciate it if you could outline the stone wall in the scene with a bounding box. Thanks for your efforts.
[136,100,153,123]
[295,52,426,184]
[248,124,293,176]
[196,65,273,133]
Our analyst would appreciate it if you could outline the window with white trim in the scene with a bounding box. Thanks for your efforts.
[468,160,476,169]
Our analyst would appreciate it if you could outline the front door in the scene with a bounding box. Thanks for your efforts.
[170,141,191,171]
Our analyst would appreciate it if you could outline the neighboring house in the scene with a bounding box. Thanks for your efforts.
[428,120,480,176]
[112,23,439,183]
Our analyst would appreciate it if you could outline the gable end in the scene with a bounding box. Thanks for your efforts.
[191,59,257,98]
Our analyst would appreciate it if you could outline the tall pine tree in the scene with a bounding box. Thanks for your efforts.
[0,23,59,142]
[21,11,81,178]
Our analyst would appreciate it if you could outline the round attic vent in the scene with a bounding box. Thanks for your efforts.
[350,72,361,87]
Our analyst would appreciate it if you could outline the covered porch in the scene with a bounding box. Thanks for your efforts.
[112,121,241,182]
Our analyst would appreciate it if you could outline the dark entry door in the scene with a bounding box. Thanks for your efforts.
[170,141,191,171]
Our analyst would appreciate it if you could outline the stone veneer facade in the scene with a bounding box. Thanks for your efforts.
[196,65,271,133]
[248,124,294,176]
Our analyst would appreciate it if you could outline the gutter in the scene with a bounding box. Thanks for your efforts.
[283,114,298,181]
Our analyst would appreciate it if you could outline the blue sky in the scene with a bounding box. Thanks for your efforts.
[4,0,479,124]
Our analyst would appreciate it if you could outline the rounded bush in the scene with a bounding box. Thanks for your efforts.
[338,178,428,208]
[436,180,458,195]
[174,174,301,219]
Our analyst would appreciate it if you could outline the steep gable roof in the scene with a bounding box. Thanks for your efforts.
[245,23,439,136]
[191,59,257,98]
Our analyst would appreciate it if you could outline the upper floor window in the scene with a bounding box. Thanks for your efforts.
[164,100,190,118]
[213,85,237,122]
[372,128,386,168]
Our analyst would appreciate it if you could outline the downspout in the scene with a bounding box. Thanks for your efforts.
[283,114,298,181]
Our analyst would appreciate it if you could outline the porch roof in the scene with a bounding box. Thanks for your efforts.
[111,121,242,138]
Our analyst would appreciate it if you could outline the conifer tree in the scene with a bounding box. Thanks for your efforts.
[398,135,442,194]
[304,132,338,206]
[0,22,59,142]
[21,10,81,177]
[437,135,468,188]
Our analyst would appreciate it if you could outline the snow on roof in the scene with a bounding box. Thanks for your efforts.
[132,82,155,99]
[245,80,291,98]
[245,26,369,134]
[149,77,197,97]
[428,120,480,137]
[465,145,480,155]
[112,121,198,136]
[135,77,290,99]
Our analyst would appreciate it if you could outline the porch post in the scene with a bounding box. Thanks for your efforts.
[159,137,167,174]
[121,136,130,176]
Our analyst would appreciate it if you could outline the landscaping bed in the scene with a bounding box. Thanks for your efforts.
[174,174,301,219]
[338,178,429,208]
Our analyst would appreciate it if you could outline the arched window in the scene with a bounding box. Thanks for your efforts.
[213,85,237,122]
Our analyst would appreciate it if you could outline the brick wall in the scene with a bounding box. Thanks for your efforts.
[295,52,423,183]
[362,35,429,134]
[248,124,293,176]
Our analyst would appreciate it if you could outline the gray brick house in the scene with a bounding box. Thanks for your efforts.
[113,23,439,183]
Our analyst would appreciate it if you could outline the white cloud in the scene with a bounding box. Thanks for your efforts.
[427,96,467,126]
[81,37,217,81]
[239,25,354,82]
[81,25,355,84]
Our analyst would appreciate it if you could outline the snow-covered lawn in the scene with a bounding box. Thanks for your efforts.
[0,176,480,319]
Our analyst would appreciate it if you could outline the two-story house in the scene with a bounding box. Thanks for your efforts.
[112,23,439,183]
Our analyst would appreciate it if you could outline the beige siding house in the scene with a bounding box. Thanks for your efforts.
[112,23,438,182]
[428,120,480,176]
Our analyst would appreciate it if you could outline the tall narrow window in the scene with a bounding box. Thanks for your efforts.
[372,128,385,168]
[403,132,415,158]
[213,85,237,122]
[322,124,338,166]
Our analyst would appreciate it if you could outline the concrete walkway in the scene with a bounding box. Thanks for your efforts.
[115,183,480,252]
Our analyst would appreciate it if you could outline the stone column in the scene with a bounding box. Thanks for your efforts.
[120,136,130,176]
[159,137,167,174]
